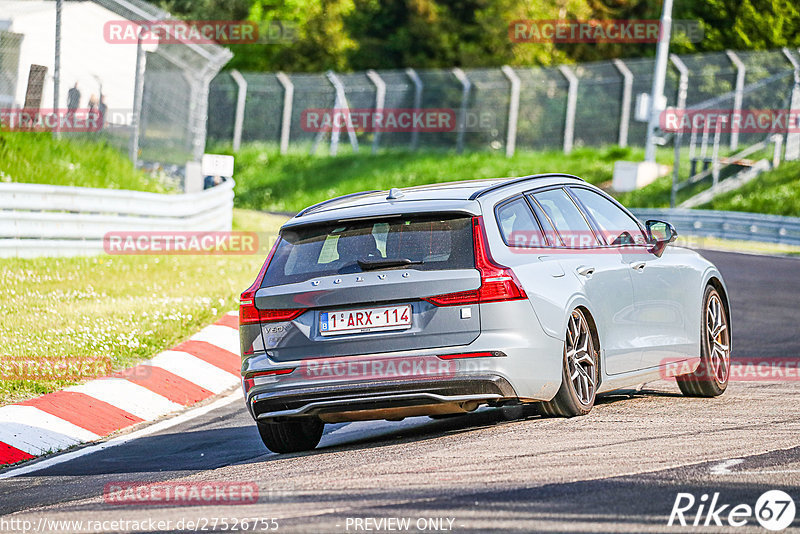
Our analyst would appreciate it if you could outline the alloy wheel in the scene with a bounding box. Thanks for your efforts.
[566,310,596,405]
[706,293,730,384]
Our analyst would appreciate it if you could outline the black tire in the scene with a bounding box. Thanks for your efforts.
[676,286,730,397]
[256,418,324,453]
[540,308,599,417]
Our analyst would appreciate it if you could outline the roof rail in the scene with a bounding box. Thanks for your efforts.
[468,173,584,200]
[296,190,381,217]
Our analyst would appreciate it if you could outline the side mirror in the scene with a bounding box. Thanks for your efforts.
[646,220,678,258]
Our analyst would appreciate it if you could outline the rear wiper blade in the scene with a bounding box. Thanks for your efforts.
[357,257,422,270]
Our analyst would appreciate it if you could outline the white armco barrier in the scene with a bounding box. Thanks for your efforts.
[0,179,234,257]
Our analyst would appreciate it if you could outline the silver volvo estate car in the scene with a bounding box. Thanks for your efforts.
[239,174,731,453]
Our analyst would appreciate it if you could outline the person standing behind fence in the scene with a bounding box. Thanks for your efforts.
[98,94,107,129]
[67,82,80,118]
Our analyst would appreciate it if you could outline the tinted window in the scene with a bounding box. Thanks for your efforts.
[263,216,474,287]
[526,195,560,246]
[531,188,598,248]
[496,198,545,247]
[571,188,647,246]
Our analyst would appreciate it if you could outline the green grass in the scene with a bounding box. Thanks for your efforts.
[224,142,794,216]
[614,147,777,210]
[0,209,287,406]
[219,144,677,213]
[0,130,174,192]
[699,160,800,217]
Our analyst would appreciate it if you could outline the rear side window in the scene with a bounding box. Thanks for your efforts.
[263,216,475,287]
[531,188,598,248]
[496,198,545,247]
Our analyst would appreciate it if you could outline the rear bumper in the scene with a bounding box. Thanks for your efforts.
[248,375,516,423]
[241,300,566,422]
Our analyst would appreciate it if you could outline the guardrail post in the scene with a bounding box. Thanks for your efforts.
[782,48,800,161]
[700,119,711,161]
[668,54,689,208]
[500,66,520,158]
[558,66,578,154]
[128,29,147,166]
[669,54,689,112]
[452,68,471,154]
[711,117,724,187]
[725,51,746,151]
[612,59,633,148]
[53,0,61,138]
[230,70,247,152]
[671,128,681,209]
[275,72,293,155]
[405,68,423,151]
[366,69,386,154]
[327,71,359,156]
[771,134,783,168]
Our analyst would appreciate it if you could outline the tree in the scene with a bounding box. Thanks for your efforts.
[155,0,800,72]
[674,0,800,53]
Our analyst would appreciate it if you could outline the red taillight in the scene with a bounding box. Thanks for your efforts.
[243,368,295,392]
[424,216,527,306]
[239,237,306,326]
[423,289,480,307]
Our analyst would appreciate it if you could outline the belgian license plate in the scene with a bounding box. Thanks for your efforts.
[319,305,412,336]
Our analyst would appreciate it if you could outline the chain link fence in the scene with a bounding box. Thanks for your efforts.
[3,6,798,169]
[0,0,230,177]
[208,48,800,157]
[667,63,799,207]
[0,29,23,109]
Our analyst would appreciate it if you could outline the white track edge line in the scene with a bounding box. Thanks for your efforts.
[0,388,244,480]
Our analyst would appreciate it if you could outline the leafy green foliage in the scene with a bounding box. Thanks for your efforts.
[154,0,800,72]
[675,0,800,53]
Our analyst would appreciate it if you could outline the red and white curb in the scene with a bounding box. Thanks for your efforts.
[0,312,241,467]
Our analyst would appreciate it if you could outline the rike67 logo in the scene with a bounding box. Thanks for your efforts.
[668,490,796,531]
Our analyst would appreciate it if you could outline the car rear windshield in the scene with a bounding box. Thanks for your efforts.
[261,215,475,287]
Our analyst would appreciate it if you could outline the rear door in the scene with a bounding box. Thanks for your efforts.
[253,214,482,362]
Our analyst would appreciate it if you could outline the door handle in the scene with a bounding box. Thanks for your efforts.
[576,266,595,277]
[632,261,646,271]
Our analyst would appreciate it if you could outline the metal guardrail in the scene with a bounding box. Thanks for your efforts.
[630,208,800,247]
[0,180,234,257]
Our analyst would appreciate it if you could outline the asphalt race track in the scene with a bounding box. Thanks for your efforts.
[1,249,799,533]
